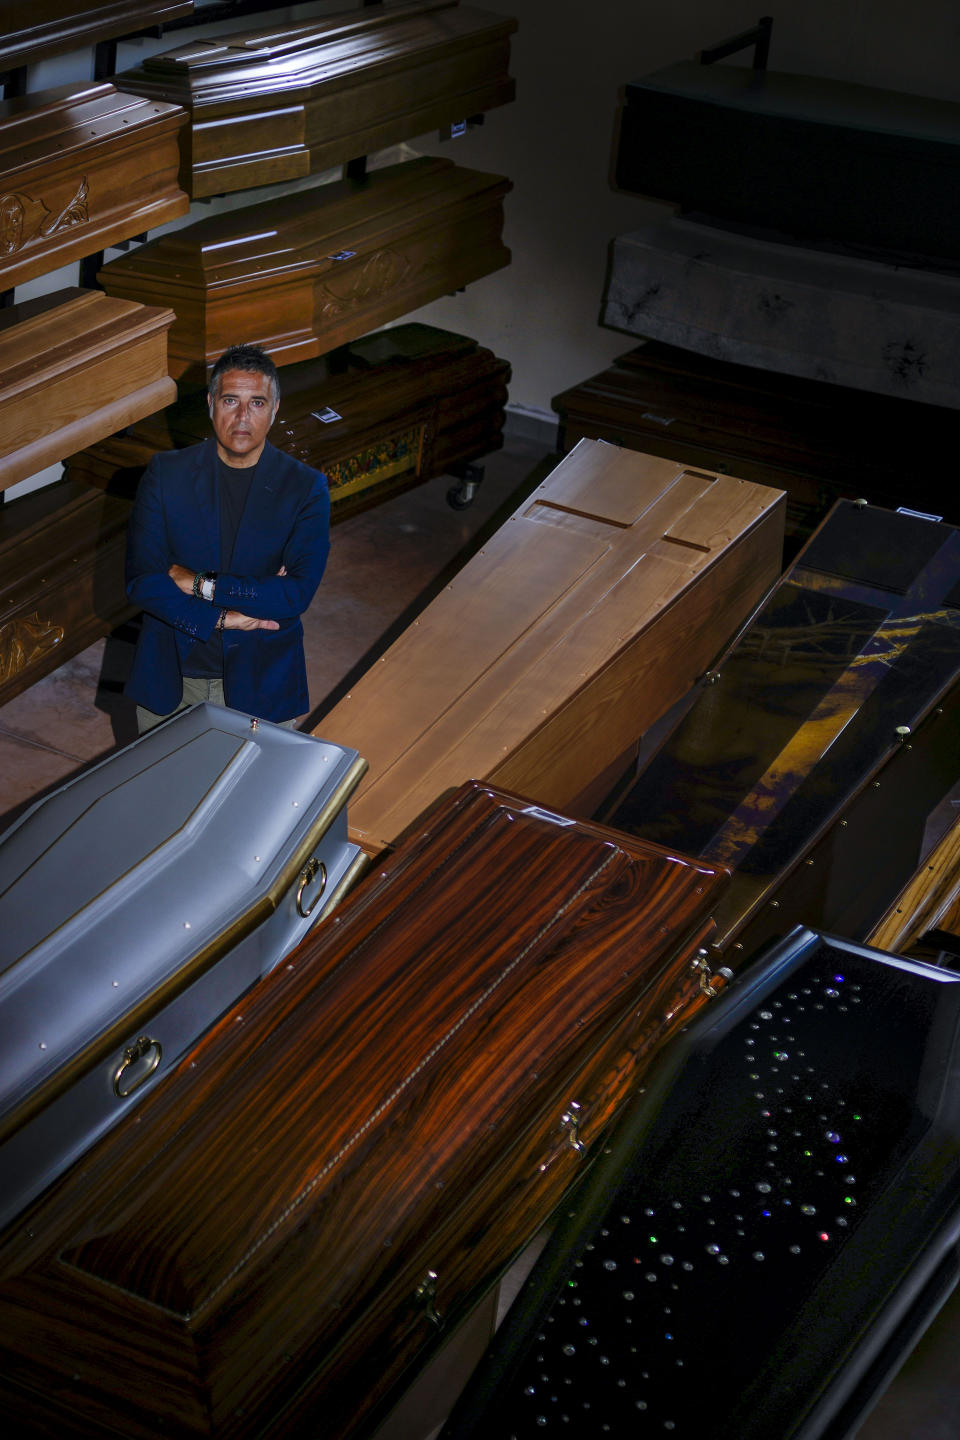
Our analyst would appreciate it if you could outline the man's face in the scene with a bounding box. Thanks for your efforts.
[209,368,279,467]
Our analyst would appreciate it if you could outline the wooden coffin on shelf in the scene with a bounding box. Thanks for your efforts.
[0,780,732,1440]
[0,288,176,492]
[318,438,785,855]
[553,341,960,545]
[98,157,512,383]
[868,811,960,962]
[0,476,134,708]
[67,324,510,518]
[116,0,517,198]
[616,58,960,264]
[607,500,960,963]
[0,1,193,70]
[442,925,960,1440]
[0,82,188,291]
[0,703,366,1231]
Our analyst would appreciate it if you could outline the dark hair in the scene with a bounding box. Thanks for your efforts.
[208,344,281,404]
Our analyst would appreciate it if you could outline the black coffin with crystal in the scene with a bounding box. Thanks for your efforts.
[441,927,960,1440]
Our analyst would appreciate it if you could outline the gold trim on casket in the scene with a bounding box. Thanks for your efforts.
[116,0,517,197]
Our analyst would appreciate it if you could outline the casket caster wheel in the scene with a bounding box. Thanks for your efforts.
[446,463,484,510]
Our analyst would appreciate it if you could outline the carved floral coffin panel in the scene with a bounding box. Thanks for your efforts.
[0,288,177,491]
[0,81,188,290]
[98,156,512,383]
[0,780,731,1438]
[318,438,785,854]
[116,0,517,197]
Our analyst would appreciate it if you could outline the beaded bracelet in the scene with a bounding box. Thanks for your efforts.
[192,571,203,598]
[216,608,227,632]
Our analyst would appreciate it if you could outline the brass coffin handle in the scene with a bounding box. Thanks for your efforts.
[296,857,327,918]
[414,1270,444,1330]
[113,1034,163,1098]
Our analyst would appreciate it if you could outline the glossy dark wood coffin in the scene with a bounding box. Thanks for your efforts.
[98,157,512,384]
[0,82,188,292]
[616,60,960,263]
[66,324,510,519]
[0,1,193,71]
[0,781,732,1440]
[116,0,517,198]
[0,476,134,708]
[441,926,960,1440]
[0,288,177,492]
[553,342,960,546]
[607,500,960,964]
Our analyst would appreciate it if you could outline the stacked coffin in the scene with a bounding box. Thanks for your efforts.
[0,1,194,71]
[317,437,786,855]
[65,324,511,518]
[0,80,188,290]
[115,0,518,196]
[868,811,960,962]
[607,500,960,964]
[98,155,512,384]
[0,779,734,1438]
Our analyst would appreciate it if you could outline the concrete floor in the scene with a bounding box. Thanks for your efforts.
[1,430,959,1438]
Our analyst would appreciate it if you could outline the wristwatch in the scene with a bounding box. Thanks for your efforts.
[199,571,218,602]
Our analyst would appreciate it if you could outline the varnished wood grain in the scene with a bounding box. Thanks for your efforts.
[0,82,188,291]
[0,1,193,70]
[317,439,784,853]
[98,157,512,384]
[868,813,960,954]
[0,782,729,1439]
[0,289,176,492]
[117,0,517,198]
[0,477,134,707]
[66,324,510,519]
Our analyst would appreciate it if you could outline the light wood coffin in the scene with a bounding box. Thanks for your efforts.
[0,476,134,709]
[317,439,785,854]
[0,82,188,292]
[0,1,193,71]
[868,813,960,960]
[67,323,510,517]
[98,157,512,384]
[0,780,732,1439]
[609,501,960,963]
[116,0,517,198]
[552,342,960,544]
[0,289,177,493]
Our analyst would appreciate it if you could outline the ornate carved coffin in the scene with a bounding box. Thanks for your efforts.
[0,780,732,1439]
[116,0,517,198]
[442,926,960,1440]
[552,342,960,546]
[616,58,960,263]
[0,288,176,492]
[0,82,189,292]
[608,501,960,963]
[0,1,193,71]
[318,439,785,854]
[0,476,134,708]
[98,157,512,383]
[67,324,510,518]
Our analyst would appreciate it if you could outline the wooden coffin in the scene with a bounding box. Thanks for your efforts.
[0,1,193,71]
[442,926,960,1440]
[67,324,510,518]
[0,703,366,1230]
[553,341,960,546]
[868,812,960,962]
[0,475,134,708]
[0,288,176,493]
[116,0,517,198]
[0,82,188,292]
[98,157,512,383]
[0,780,732,1439]
[616,59,960,263]
[607,500,960,963]
[317,439,785,855]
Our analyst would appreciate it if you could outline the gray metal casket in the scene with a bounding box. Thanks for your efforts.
[0,703,366,1227]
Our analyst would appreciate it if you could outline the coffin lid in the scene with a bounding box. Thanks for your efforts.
[0,705,365,1144]
[0,81,185,176]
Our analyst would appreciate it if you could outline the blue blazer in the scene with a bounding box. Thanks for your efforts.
[125,438,330,722]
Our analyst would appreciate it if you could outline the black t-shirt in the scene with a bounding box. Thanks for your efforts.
[182,458,256,678]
